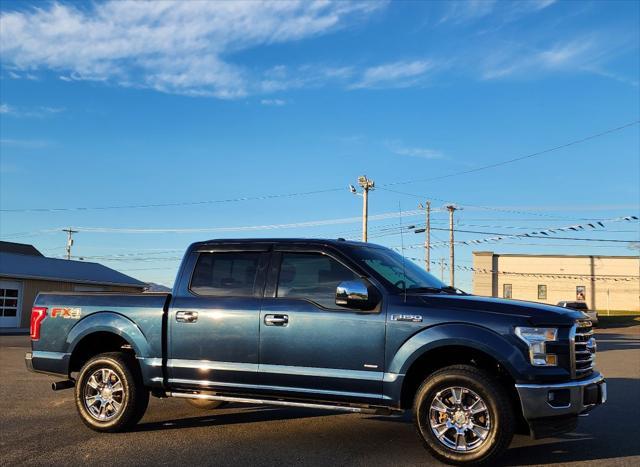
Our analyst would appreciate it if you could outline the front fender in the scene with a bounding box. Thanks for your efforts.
[388,323,527,379]
[67,311,151,358]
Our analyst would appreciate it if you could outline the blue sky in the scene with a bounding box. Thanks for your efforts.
[1,0,638,288]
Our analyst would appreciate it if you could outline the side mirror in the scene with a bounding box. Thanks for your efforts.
[336,280,372,309]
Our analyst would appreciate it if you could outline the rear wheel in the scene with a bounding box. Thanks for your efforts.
[74,352,149,432]
[186,399,227,410]
[413,365,514,465]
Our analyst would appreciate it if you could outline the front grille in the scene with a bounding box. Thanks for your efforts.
[571,320,595,378]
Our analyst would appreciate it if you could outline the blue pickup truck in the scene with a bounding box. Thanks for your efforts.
[26,238,605,465]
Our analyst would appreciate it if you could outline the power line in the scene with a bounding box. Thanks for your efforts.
[379,120,639,188]
[2,120,637,214]
[0,187,344,213]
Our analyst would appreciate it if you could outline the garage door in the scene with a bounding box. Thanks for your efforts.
[0,280,23,328]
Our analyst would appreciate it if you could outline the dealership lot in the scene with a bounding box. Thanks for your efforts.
[1,320,638,467]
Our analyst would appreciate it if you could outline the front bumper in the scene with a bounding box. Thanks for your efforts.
[515,372,606,438]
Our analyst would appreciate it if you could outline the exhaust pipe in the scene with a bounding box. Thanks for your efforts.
[52,380,75,391]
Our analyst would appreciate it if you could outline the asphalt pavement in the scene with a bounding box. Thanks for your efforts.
[1,319,638,466]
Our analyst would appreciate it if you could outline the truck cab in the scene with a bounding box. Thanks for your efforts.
[26,239,606,465]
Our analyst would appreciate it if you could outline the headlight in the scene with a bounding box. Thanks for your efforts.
[515,327,558,366]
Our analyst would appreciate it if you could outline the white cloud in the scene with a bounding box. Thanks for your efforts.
[260,98,286,106]
[351,60,436,89]
[439,0,555,24]
[0,103,65,118]
[387,141,443,159]
[481,37,617,80]
[0,1,386,99]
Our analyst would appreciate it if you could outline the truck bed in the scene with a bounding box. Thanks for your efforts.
[31,291,170,379]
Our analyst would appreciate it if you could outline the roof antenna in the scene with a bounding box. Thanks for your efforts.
[398,201,407,303]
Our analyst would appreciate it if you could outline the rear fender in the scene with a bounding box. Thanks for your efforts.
[66,312,161,387]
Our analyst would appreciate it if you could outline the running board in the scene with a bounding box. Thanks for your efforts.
[168,392,394,415]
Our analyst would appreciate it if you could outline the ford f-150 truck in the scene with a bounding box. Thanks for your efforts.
[26,239,606,465]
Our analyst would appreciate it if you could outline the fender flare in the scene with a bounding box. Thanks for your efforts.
[66,311,151,358]
[389,323,527,380]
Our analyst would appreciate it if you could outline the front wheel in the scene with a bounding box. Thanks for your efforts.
[74,352,149,432]
[413,365,515,465]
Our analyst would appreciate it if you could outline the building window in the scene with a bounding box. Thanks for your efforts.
[503,284,512,299]
[0,288,19,317]
[576,285,586,301]
[538,284,547,300]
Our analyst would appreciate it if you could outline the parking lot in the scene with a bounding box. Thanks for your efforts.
[1,318,638,467]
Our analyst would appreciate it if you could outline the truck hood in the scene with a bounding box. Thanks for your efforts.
[418,294,585,326]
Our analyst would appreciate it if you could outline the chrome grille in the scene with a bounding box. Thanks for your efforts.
[571,320,595,378]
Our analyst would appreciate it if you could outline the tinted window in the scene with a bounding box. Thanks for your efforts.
[348,245,445,291]
[277,253,358,308]
[191,252,261,296]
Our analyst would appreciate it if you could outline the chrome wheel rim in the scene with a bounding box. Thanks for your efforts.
[83,368,125,421]
[428,386,491,452]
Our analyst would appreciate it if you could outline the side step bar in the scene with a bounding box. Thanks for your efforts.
[168,392,395,415]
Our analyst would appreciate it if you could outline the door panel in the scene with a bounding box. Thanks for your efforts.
[169,295,261,387]
[168,250,268,390]
[259,298,386,401]
[258,250,386,402]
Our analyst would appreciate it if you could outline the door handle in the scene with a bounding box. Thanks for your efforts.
[264,314,288,326]
[176,311,198,323]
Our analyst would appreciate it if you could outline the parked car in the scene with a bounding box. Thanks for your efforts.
[26,239,605,465]
[557,301,598,325]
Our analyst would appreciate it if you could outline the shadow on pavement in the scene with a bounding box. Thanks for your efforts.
[597,315,640,329]
[134,404,340,432]
[595,332,640,352]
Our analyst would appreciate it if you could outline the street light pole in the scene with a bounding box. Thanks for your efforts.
[418,201,431,271]
[354,175,375,242]
[446,205,457,287]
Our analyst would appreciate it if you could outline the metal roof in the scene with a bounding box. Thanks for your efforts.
[0,252,146,287]
[0,241,44,257]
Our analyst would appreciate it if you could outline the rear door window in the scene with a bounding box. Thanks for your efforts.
[190,252,262,297]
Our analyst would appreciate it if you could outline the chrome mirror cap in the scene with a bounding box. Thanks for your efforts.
[336,280,369,308]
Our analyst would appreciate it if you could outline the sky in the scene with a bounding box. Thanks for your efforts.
[0,0,639,289]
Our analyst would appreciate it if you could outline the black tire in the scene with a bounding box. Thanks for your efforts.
[413,364,514,465]
[74,352,149,432]
[186,399,227,410]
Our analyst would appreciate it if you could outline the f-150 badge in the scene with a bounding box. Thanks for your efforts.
[391,314,423,322]
[51,307,81,319]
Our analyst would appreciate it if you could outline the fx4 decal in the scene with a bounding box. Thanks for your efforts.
[51,307,81,319]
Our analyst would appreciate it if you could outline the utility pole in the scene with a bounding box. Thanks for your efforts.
[63,228,78,260]
[440,258,445,282]
[350,176,375,242]
[419,201,431,271]
[446,205,458,287]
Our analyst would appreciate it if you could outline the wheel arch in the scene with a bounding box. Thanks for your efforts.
[387,324,527,427]
[67,312,150,375]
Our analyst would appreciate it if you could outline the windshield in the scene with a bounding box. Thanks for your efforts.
[348,245,448,293]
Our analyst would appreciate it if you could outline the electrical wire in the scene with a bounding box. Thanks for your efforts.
[2,120,637,214]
